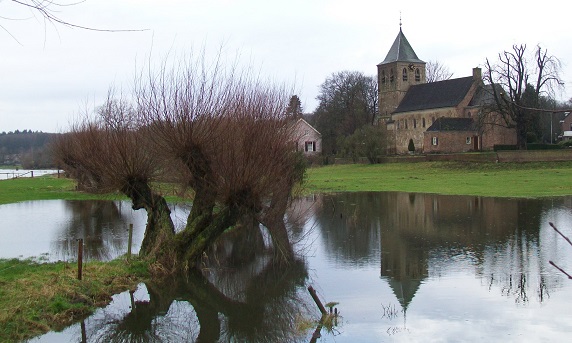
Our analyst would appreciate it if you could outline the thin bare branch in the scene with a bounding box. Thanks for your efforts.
[5,0,148,34]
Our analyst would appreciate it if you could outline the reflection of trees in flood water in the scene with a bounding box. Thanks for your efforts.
[50,200,137,261]
[306,192,566,307]
[71,225,311,343]
[31,193,572,341]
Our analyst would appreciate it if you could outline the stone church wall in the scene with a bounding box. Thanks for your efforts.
[423,131,476,153]
[393,108,459,154]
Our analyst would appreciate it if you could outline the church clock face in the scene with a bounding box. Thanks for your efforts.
[408,64,415,71]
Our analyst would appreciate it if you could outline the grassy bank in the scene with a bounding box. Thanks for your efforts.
[0,175,185,205]
[0,176,105,205]
[2,161,572,205]
[306,161,572,197]
[0,257,149,342]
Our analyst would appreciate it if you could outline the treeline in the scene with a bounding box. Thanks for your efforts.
[0,131,59,168]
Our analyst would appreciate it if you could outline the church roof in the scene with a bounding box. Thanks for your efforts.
[468,84,503,107]
[383,276,423,312]
[426,117,476,132]
[378,28,425,65]
[394,76,475,113]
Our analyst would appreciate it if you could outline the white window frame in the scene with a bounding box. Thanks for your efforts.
[466,137,472,144]
[432,137,438,146]
[305,141,315,152]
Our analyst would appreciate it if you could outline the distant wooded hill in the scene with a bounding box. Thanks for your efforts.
[0,131,59,168]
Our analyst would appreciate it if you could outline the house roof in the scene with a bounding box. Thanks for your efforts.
[295,118,321,136]
[394,76,475,113]
[426,117,476,132]
[467,84,503,107]
[378,28,424,65]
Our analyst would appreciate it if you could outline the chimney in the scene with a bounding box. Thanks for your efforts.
[473,67,482,81]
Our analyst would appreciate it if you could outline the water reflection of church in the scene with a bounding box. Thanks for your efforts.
[379,193,526,310]
[300,191,546,312]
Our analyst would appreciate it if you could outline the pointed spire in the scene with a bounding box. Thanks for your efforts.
[378,25,424,65]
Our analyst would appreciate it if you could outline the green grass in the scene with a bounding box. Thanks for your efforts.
[0,175,186,205]
[305,161,572,197]
[0,257,149,342]
[2,162,572,206]
[0,175,110,205]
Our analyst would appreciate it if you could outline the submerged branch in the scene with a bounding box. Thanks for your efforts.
[549,222,572,247]
[549,222,572,280]
[549,261,572,279]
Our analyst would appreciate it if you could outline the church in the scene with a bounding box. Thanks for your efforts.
[377,27,516,154]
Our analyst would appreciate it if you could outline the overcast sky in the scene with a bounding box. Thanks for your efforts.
[1,0,571,133]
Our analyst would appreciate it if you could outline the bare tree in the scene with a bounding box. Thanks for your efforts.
[52,95,177,262]
[313,71,378,155]
[425,60,453,83]
[53,53,305,272]
[482,44,564,149]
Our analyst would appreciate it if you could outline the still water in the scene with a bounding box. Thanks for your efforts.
[0,200,191,261]
[1,193,571,342]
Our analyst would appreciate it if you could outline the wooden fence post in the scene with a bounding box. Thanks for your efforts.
[308,285,327,315]
[127,224,133,260]
[77,239,83,280]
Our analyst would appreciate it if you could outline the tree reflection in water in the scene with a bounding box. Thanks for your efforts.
[26,193,572,341]
[50,200,137,261]
[71,225,312,343]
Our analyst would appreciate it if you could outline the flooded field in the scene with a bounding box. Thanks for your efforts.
[2,193,571,342]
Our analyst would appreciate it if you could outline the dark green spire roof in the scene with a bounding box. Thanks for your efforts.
[378,28,424,65]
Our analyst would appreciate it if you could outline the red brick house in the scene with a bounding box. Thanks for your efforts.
[560,112,572,141]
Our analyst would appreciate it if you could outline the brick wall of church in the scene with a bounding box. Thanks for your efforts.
[423,131,477,153]
[392,108,459,154]
[481,122,517,148]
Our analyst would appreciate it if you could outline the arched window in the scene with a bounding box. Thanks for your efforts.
[390,69,394,83]
[405,119,408,129]
[422,118,426,128]
[381,70,386,84]
[402,68,408,81]
[413,118,416,128]
[415,69,421,81]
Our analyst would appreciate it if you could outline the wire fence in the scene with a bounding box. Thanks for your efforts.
[0,169,62,180]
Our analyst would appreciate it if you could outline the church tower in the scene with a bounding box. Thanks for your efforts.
[377,27,426,118]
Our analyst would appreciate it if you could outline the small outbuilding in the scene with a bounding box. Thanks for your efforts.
[292,118,322,156]
[423,118,479,153]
